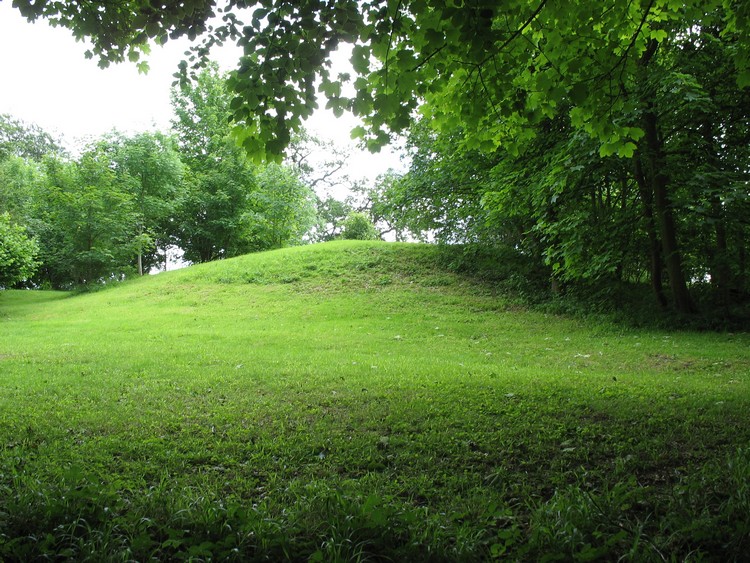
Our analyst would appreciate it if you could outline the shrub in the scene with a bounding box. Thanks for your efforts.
[0,212,38,288]
[340,212,379,241]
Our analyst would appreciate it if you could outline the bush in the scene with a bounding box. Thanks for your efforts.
[0,212,38,288]
[340,212,379,241]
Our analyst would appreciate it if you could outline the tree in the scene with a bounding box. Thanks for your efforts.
[394,121,519,246]
[0,114,62,161]
[395,31,749,308]
[14,1,747,157]
[659,26,750,307]
[0,156,44,227]
[171,64,315,262]
[341,212,379,241]
[345,173,420,242]
[12,0,750,312]
[247,164,316,250]
[108,132,185,274]
[176,167,258,263]
[287,129,351,195]
[312,195,352,243]
[35,150,138,288]
[171,64,263,262]
[0,212,39,288]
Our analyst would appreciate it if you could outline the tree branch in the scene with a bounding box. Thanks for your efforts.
[412,44,447,72]
[385,0,404,92]
[479,0,549,67]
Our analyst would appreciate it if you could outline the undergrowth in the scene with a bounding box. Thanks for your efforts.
[3,449,749,561]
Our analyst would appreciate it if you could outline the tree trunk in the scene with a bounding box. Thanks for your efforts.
[633,155,668,308]
[701,121,731,306]
[739,231,747,292]
[635,38,695,314]
[710,196,730,305]
[642,108,696,314]
[607,174,636,282]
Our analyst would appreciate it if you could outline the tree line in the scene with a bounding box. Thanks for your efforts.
[1,65,381,289]
[6,0,750,317]
[370,23,750,315]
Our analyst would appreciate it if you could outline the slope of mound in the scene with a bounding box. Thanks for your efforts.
[1,241,749,561]
[158,239,468,289]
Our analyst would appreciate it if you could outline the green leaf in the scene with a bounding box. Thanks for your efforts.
[738,69,750,88]
[230,96,244,111]
[599,141,618,158]
[145,21,161,37]
[650,29,668,42]
[569,83,588,105]
[351,45,371,74]
[616,142,637,158]
[350,125,367,139]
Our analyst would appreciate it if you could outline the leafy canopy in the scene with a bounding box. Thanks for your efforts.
[0,212,39,288]
[0,114,62,161]
[13,1,750,159]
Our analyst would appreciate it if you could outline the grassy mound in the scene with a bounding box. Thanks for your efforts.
[1,241,749,560]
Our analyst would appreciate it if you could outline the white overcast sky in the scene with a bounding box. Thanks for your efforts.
[0,2,403,190]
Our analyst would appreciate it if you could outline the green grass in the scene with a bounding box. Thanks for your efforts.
[1,240,749,561]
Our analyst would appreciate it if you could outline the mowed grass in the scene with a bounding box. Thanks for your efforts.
[1,240,749,561]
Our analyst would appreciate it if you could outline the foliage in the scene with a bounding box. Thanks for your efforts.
[346,171,421,242]
[0,106,319,285]
[0,155,44,225]
[171,65,315,262]
[0,113,62,161]
[0,121,187,285]
[393,26,750,315]
[15,1,749,159]
[247,164,316,250]
[660,28,750,305]
[107,131,185,273]
[33,149,139,288]
[1,241,750,559]
[0,212,39,287]
[340,211,379,240]
[311,195,352,242]
[175,166,257,263]
[0,120,55,288]
[485,118,645,285]
[12,0,750,315]
[395,121,506,244]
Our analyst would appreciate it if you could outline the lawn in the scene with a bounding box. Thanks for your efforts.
[1,240,748,561]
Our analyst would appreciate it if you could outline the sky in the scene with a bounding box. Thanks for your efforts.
[0,2,404,193]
